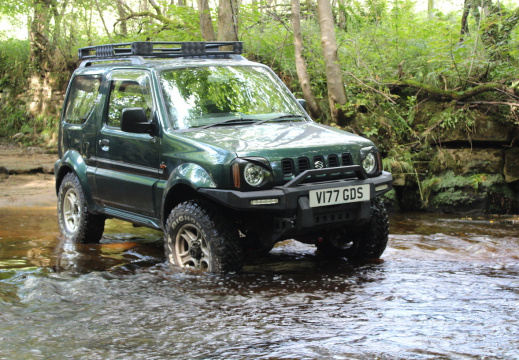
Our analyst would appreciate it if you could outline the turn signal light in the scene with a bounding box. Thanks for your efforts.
[232,163,241,189]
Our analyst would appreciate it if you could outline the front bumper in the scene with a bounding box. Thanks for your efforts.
[199,166,393,232]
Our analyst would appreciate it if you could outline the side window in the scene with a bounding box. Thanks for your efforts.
[63,75,101,124]
[107,70,153,128]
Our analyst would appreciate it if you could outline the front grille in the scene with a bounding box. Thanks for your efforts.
[298,157,310,172]
[342,153,353,166]
[281,159,294,176]
[328,154,339,167]
[281,152,353,178]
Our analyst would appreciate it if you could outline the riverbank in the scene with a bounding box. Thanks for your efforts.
[1,140,519,222]
[0,141,56,207]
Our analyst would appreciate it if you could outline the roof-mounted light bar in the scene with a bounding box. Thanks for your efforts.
[77,41,244,60]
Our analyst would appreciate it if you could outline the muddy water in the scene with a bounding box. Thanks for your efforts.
[1,207,518,359]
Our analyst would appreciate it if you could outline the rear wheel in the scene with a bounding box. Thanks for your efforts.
[164,200,243,273]
[316,197,389,260]
[57,172,105,243]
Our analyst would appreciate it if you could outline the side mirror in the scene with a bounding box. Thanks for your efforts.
[297,98,307,111]
[121,108,154,135]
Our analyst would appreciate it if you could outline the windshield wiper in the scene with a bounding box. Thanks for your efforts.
[253,114,306,126]
[198,118,257,129]
[196,114,305,129]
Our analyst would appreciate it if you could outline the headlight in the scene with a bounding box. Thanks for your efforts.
[362,152,377,174]
[231,158,273,190]
[360,146,381,176]
[244,163,265,186]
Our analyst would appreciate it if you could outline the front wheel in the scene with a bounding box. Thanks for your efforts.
[57,172,105,243]
[316,197,389,260]
[164,200,243,273]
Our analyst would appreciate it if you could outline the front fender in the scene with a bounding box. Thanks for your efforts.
[159,163,218,226]
[167,163,217,190]
[54,150,97,210]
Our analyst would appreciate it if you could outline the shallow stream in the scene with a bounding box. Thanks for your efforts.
[1,207,518,359]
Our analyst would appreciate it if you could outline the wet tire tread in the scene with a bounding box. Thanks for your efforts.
[165,200,243,273]
[57,172,105,244]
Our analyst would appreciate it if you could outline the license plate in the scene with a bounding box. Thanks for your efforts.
[309,184,370,207]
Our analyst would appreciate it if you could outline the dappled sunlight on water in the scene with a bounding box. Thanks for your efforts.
[1,208,518,359]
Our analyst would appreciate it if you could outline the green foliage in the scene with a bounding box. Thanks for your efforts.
[470,173,489,192]
[438,106,476,131]
[0,104,25,137]
[241,8,298,88]
[0,0,518,149]
[0,39,30,95]
[0,39,29,137]
[113,3,202,43]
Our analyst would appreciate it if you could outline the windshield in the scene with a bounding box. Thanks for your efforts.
[159,65,306,130]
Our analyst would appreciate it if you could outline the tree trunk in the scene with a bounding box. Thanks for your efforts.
[116,0,128,36]
[217,0,239,42]
[337,0,347,30]
[428,0,434,19]
[459,0,471,42]
[292,0,322,120]
[95,0,114,41]
[317,0,350,125]
[197,0,215,40]
[29,0,52,72]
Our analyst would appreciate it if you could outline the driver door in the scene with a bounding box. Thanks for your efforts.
[94,69,159,217]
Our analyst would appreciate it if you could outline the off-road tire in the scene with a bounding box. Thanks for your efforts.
[164,200,243,273]
[57,172,105,243]
[316,197,389,260]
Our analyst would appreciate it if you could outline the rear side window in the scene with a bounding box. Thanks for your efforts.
[63,75,101,124]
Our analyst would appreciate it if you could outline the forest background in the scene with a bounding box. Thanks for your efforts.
[0,0,519,214]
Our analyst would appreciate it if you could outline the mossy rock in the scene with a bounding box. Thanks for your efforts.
[504,148,519,183]
[416,103,512,144]
[430,148,504,175]
[423,171,518,214]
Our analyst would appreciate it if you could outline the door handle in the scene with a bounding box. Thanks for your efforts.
[99,139,109,151]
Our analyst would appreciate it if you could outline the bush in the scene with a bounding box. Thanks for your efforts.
[0,39,30,96]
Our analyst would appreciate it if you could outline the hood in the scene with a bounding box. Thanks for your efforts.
[180,121,374,161]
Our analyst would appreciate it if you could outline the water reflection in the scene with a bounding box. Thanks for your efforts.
[0,208,518,359]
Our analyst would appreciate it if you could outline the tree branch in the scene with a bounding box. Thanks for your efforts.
[345,71,397,104]
[457,100,519,107]
[147,0,162,16]
[115,10,195,32]
[398,79,507,101]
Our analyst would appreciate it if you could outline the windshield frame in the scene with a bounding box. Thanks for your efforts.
[158,63,310,131]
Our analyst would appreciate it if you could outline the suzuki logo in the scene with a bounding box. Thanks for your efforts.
[314,160,324,169]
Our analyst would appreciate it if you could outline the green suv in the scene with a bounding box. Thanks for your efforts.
[55,41,393,273]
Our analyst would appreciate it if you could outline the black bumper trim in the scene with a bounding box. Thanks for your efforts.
[198,171,393,213]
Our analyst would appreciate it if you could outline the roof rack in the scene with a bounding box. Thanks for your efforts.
[78,41,243,63]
